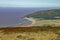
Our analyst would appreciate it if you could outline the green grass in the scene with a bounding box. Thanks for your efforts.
[26,9,60,19]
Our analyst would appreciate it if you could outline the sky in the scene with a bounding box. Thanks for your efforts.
[0,0,60,7]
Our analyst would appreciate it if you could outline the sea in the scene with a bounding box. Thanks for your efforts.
[0,7,59,27]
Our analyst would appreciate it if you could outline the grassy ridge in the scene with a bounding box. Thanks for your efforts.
[25,9,60,19]
[0,26,60,40]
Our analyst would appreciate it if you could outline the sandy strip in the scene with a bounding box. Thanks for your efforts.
[7,17,36,27]
[24,17,36,26]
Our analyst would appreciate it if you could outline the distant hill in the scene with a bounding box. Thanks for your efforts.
[25,9,60,20]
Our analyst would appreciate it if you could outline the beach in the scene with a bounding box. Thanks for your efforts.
[10,17,36,27]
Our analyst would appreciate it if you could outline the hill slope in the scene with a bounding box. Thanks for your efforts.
[24,9,60,27]
[25,9,60,20]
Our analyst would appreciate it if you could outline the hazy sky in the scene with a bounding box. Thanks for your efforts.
[0,0,60,7]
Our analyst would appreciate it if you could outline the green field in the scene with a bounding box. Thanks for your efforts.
[26,9,60,19]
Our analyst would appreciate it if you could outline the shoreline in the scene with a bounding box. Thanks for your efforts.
[1,17,60,27]
[24,17,36,25]
[1,17,36,27]
[10,17,36,27]
[8,17,36,27]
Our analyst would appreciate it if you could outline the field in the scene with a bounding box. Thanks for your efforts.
[34,19,60,27]
[26,17,60,27]
[0,27,60,40]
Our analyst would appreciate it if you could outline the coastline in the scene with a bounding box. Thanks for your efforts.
[1,17,60,27]
[24,17,36,25]
[6,17,36,27]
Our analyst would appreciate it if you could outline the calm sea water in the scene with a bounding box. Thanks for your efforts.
[0,7,59,27]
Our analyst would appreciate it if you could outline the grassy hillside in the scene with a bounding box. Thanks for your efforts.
[0,27,60,40]
[25,9,60,19]
[24,9,60,27]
